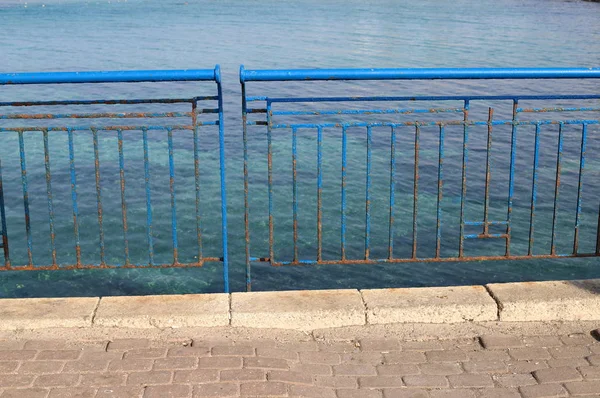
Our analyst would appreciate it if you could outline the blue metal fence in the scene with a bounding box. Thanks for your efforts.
[241,66,600,291]
[0,66,229,292]
[2,66,600,293]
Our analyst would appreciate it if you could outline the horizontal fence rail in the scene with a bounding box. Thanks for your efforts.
[241,66,600,291]
[0,66,229,292]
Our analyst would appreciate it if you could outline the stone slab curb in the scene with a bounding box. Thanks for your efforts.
[94,294,229,328]
[1,279,600,331]
[487,279,600,322]
[362,285,497,324]
[231,289,365,330]
[0,297,99,330]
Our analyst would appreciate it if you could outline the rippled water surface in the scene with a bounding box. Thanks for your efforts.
[1,0,600,297]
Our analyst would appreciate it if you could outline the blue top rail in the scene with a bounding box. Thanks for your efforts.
[240,66,600,82]
[0,66,221,85]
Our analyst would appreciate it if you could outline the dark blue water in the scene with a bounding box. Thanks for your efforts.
[1,0,600,298]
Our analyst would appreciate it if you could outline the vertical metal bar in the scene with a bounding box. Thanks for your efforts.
[0,158,10,268]
[573,124,587,255]
[18,131,33,266]
[505,100,518,256]
[412,125,420,259]
[241,82,251,291]
[216,66,229,293]
[551,123,564,255]
[92,128,105,266]
[142,127,154,266]
[341,126,347,261]
[292,127,298,263]
[483,108,493,235]
[596,203,600,255]
[117,129,129,266]
[435,125,445,258]
[42,129,57,267]
[167,127,179,264]
[317,126,323,262]
[68,128,81,266]
[267,101,274,263]
[365,125,372,260]
[459,100,470,257]
[388,126,396,260]
[528,123,541,256]
[192,100,203,265]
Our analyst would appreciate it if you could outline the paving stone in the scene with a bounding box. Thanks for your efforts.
[384,352,426,364]
[48,387,96,398]
[402,375,448,388]
[79,373,126,387]
[62,359,110,373]
[382,389,429,398]
[534,366,583,383]
[127,371,173,385]
[36,351,81,361]
[107,340,150,351]
[547,357,590,368]
[579,366,600,380]
[240,381,287,396]
[401,341,443,351]
[341,352,383,365]
[429,390,476,398]
[19,361,66,374]
[1,350,37,360]
[167,346,210,358]
[313,375,357,388]
[507,360,548,373]
[419,363,462,375]
[480,336,525,350]
[359,376,404,388]
[211,346,255,357]
[447,373,494,388]
[519,383,568,398]
[193,383,238,397]
[0,361,19,373]
[290,363,332,375]
[359,339,401,352]
[561,334,597,346]
[154,357,198,370]
[462,360,508,374]
[376,364,420,376]
[478,389,521,398]
[588,355,600,366]
[494,373,537,388]
[267,370,312,385]
[33,374,79,388]
[337,390,382,398]
[549,346,590,359]
[244,357,289,370]
[0,340,25,350]
[508,347,551,361]
[1,388,50,398]
[317,341,359,353]
[333,364,377,376]
[523,336,563,348]
[124,348,167,359]
[220,369,265,381]
[198,357,242,369]
[256,347,298,361]
[144,384,191,398]
[109,359,154,372]
[96,386,144,397]
[288,385,336,397]
[465,349,510,362]
[565,381,600,395]
[299,351,341,365]
[425,350,468,362]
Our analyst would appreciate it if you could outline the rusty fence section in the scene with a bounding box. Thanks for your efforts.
[0,67,229,292]
[241,67,600,291]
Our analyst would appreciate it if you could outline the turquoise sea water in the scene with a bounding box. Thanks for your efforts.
[1,0,600,297]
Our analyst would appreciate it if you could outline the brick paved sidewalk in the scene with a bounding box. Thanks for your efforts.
[1,332,600,398]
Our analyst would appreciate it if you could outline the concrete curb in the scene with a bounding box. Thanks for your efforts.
[0,279,599,331]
